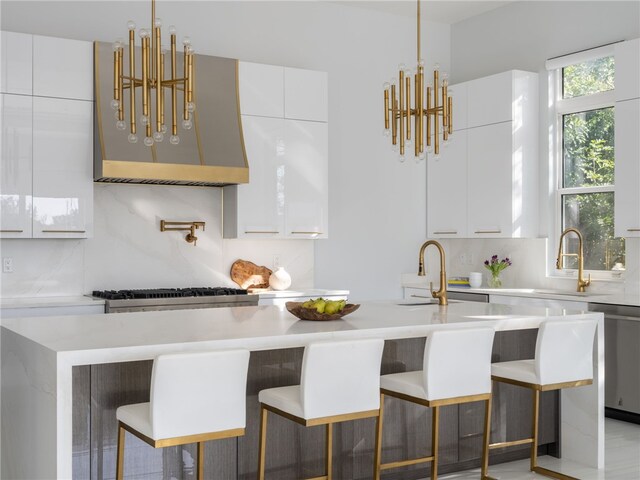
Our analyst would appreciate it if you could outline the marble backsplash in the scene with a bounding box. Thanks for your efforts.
[0,184,314,298]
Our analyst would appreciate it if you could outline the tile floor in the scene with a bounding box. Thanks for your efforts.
[438,418,640,479]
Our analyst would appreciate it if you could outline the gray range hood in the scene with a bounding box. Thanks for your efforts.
[94,42,248,186]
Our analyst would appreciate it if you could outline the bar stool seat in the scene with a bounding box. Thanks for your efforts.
[258,338,385,480]
[375,327,496,480]
[482,319,597,480]
[115,349,250,480]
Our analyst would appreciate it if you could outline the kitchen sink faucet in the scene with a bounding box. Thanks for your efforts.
[418,240,448,306]
[556,227,591,293]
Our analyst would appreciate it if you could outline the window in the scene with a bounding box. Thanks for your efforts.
[552,52,625,273]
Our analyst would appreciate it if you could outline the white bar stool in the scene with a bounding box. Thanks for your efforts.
[257,338,385,480]
[374,327,496,480]
[482,319,597,480]
[115,349,250,480]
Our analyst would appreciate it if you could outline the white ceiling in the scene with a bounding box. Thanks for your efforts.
[334,1,513,24]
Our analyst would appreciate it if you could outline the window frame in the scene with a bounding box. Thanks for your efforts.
[549,57,623,280]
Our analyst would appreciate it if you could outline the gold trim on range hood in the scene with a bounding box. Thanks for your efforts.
[94,41,249,186]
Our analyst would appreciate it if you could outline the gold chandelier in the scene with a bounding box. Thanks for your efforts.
[383,0,452,161]
[111,0,194,146]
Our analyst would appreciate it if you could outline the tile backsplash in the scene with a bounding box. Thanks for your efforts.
[0,184,313,298]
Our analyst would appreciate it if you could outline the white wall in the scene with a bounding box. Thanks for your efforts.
[0,1,450,299]
[448,1,640,294]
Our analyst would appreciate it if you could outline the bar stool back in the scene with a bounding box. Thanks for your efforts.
[375,327,496,480]
[115,349,250,480]
[258,338,385,480]
[482,318,597,480]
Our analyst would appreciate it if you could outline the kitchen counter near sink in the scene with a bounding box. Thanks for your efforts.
[1,302,604,479]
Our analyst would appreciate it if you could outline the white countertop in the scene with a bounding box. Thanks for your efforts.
[403,283,640,307]
[255,288,349,299]
[1,301,600,366]
[0,295,105,309]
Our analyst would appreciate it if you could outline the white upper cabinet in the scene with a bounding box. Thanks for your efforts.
[238,62,284,118]
[427,70,538,239]
[225,115,285,238]
[615,38,640,102]
[284,120,328,238]
[427,130,468,238]
[1,32,32,95]
[1,94,33,238]
[284,67,328,122]
[614,98,640,238]
[32,97,94,238]
[33,35,93,101]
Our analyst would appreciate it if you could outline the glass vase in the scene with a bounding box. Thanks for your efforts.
[488,272,502,288]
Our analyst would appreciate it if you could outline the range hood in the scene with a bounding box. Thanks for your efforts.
[94,42,248,186]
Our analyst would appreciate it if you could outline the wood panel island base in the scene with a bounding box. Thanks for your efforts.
[1,302,603,479]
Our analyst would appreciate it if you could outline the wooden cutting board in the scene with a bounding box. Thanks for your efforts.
[230,259,272,290]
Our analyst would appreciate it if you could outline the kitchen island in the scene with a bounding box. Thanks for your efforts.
[1,301,603,479]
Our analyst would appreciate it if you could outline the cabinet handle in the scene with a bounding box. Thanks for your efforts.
[0,229,24,233]
[410,294,432,299]
[244,230,279,234]
[627,228,640,232]
[433,230,457,235]
[41,229,86,233]
[475,230,502,234]
[290,231,323,235]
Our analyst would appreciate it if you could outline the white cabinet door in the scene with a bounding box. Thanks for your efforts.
[427,129,467,237]
[467,71,513,128]
[32,97,93,238]
[284,120,328,238]
[1,94,32,238]
[235,115,285,238]
[33,36,93,101]
[1,31,32,95]
[615,38,640,102]
[284,68,328,122]
[467,122,513,238]
[449,81,468,131]
[615,98,640,237]
[238,62,284,118]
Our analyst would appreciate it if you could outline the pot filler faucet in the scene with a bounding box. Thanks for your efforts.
[556,227,591,293]
[418,240,448,306]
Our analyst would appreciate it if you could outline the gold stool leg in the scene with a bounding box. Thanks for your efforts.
[258,406,268,480]
[197,441,204,480]
[116,423,125,480]
[326,423,333,480]
[481,396,492,479]
[431,405,439,480]
[373,393,384,480]
[531,389,539,471]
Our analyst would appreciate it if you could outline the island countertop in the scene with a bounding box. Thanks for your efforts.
[2,300,597,365]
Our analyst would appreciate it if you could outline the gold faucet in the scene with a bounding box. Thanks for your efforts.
[418,240,448,306]
[556,227,591,292]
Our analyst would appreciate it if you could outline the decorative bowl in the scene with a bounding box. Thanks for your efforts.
[285,301,360,321]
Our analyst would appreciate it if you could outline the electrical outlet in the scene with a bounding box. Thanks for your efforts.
[272,255,280,269]
[3,257,13,273]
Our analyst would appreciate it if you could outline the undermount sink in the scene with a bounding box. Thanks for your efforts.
[397,299,461,306]
[530,289,594,297]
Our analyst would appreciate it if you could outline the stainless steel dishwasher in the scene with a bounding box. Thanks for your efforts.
[589,302,640,424]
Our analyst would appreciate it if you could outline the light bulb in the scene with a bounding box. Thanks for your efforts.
[161,45,168,55]
[182,118,193,130]
[127,20,136,30]
[154,17,162,28]
[443,139,450,148]
[434,62,440,71]
[426,145,433,154]
[182,36,191,46]
[186,46,195,54]
[398,154,406,163]
[161,124,168,133]
[391,77,397,87]
[383,82,390,90]
[112,41,123,52]
[168,25,177,35]
[128,133,138,143]
[140,115,149,125]
[398,63,406,71]
[143,136,154,147]
[391,144,399,153]
[383,129,391,137]
[434,153,441,160]
[116,120,126,131]
[187,102,196,112]
[170,135,180,145]
[406,138,412,147]
[114,111,121,120]
[418,152,426,162]
[110,99,120,110]
[404,69,412,77]
[139,28,149,38]
[442,72,449,81]
[419,59,425,67]
[153,131,164,142]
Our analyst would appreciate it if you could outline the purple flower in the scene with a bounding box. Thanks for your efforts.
[484,260,489,266]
